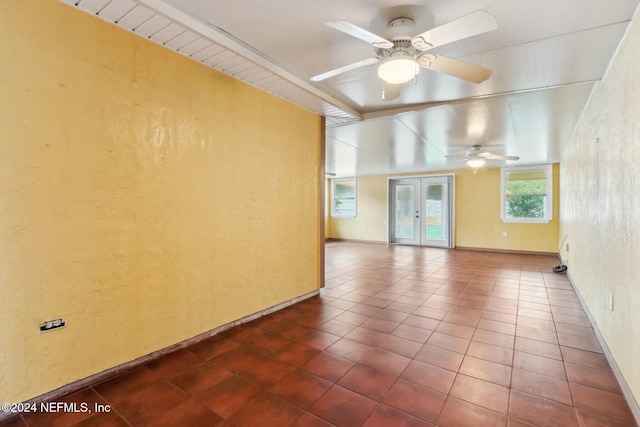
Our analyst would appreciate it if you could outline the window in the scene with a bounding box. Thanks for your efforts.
[501,164,552,223]
[331,178,356,217]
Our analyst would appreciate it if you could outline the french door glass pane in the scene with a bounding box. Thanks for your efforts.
[425,184,444,240]
[395,184,415,239]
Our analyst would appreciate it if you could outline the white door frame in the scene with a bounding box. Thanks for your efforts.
[387,174,455,248]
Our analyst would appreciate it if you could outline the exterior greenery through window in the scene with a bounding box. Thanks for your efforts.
[501,165,552,223]
[332,178,356,217]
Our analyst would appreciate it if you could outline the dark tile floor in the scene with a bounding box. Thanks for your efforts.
[3,241,637,426]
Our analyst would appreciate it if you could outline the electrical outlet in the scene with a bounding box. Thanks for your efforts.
[40,318,66,333]
[502,231,508,237]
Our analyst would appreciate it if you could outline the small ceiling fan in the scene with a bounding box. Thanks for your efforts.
[310,10,498,100]
[450,145,520,168]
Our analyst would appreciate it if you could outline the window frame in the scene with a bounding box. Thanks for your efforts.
[500,164,552,224]
[331,178,357,218]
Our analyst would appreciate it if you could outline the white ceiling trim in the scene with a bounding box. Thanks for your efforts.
[359,80,601,122]
[59,0,362,121]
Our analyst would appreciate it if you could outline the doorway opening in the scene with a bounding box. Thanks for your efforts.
[388,175,454,248]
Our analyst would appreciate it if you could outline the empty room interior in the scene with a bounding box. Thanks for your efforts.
[1,0,640,426]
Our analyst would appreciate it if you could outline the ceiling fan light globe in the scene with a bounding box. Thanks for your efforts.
[377,57,419,84]
[467,158,486,168]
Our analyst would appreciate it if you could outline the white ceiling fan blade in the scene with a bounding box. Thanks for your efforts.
[310,57,379,81]
[478,152,520,161]
[411,10,498,50]
[325,21,394,49]
[417,53,492,83]
[382,82,402,101]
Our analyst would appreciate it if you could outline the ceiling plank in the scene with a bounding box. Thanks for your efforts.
[133,0,362,120]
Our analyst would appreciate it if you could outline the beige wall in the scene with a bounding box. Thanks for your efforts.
[559,7,640,406]
[0,0,322,402]
[328,166,559,253]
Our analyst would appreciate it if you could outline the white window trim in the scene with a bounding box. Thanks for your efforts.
[331,178,357,218]
[500,164,552,224]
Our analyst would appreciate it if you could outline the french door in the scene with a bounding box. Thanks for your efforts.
[389,175,453,248]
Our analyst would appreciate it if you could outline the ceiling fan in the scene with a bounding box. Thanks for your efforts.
[310,10,498,100]
[450,145,520,168]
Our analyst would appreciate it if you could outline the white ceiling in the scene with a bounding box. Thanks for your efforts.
[62,0,639,177]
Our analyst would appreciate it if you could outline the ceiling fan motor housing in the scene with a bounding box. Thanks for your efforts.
[467,145,483,156]
[375,18,423,58]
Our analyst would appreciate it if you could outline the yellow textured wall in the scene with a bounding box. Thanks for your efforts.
[0,0,322,403]
[559,6,640,405]
[455,166,559,252]
[327,167,559,253]
[327,175,388,242]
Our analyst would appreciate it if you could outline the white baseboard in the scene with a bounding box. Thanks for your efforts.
[564,268,640,424]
